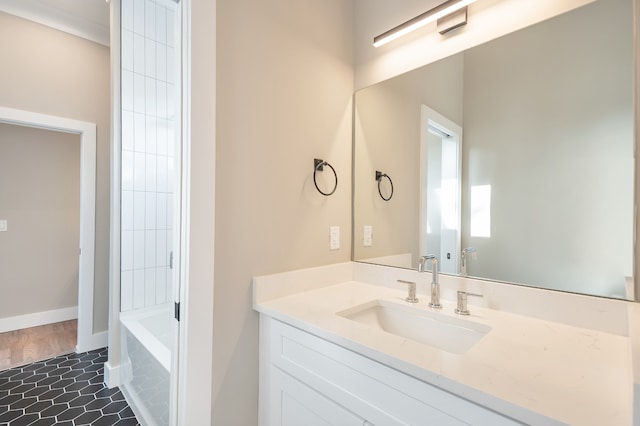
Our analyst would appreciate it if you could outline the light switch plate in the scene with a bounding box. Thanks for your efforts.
[0,220,6,232]
[329,226,340,250]
[363,225,373,247]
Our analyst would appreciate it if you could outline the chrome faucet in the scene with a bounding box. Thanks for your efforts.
[398,280,419,303]
[460,247,476,277]
[419,255,441,309]
[455,291,483,315]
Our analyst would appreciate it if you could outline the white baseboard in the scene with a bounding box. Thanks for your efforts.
[104,360,121,389]
[76,330,109,353]
[0,307,78,333]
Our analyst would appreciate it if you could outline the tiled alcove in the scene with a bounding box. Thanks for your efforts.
[120,0,177,312]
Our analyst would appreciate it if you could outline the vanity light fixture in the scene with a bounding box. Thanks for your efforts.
[373,0,477,47]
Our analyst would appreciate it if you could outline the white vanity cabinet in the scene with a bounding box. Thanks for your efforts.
[259,316,522,426]
[269,366,365,425]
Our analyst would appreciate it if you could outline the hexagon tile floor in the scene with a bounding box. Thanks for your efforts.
[0,348,140,426]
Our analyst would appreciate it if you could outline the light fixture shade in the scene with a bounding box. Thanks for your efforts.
[373,0,477,47]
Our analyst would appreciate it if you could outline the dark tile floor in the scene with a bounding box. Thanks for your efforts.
[0,348,140,426]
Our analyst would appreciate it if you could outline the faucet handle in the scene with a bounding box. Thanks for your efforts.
[455,291,483,315]
[398,280,419,303]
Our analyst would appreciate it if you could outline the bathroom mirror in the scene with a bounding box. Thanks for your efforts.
[353,0,636,300]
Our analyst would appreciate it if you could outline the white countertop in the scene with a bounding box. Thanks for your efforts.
[254,276,632,425]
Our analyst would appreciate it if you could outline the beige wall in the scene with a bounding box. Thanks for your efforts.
[0,12,110,331]
[214,0,354,423]
[0,123,80,317]
[353,53,464,266]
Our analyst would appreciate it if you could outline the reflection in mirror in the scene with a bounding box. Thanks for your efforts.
[353,0,635,300]
[420,106,462,275]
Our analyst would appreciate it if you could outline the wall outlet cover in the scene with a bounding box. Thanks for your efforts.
[363,225,373,246]
[0,220,7,232]
[330,226,340,250]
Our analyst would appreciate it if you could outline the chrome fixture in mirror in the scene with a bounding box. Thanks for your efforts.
[460,247,476,277]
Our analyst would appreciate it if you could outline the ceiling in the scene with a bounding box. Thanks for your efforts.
[0,0,110,46]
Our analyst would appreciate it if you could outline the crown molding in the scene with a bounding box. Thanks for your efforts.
[0,0,109,47]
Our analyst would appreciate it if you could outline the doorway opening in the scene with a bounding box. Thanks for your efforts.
[0,106,99,355]
[420,105,462,275]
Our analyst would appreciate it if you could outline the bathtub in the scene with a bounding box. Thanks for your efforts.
[120,304,174,426]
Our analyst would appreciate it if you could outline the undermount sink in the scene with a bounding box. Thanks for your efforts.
[337,299,491,354]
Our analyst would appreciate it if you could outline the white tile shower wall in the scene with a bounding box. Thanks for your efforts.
[121,0,177,312]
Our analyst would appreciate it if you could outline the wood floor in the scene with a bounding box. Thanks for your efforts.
[0,319,77,371]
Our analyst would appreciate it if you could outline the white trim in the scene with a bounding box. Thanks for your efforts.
[0,307,78,334]
[0,106,98,354]
[177,0,192,422]
[419,105,463,274]
[107,0,123,387]
[0,0,110,47]
[103,361,121,389]
[78,330,109,353]
[177,0,215,423]
[170,1,184,425]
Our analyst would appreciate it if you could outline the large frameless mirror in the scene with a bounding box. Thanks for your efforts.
[353,0,636,300]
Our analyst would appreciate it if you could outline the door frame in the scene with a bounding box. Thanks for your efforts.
[419,104,463,274]
[0,105,99,353]
[107,0,214,422]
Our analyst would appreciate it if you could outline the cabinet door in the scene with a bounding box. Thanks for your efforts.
[270,366,364,426]
[267,318,523,426]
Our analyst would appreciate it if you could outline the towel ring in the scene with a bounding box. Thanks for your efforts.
[314,159,338,196]
[376,171,393,201]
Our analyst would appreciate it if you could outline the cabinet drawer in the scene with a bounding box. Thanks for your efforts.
[267,318,521,426]
[270,366,365,426]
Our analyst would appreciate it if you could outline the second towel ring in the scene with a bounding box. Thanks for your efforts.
[376,170,394,201]
[314,159,338,196]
